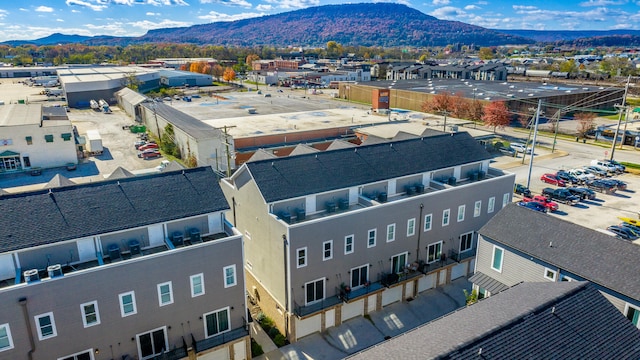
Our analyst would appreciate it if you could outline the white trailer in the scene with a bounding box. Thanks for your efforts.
[85,130,103,155]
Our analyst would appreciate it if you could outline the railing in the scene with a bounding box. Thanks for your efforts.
[151,337,188,360]
[294,295,343,317]
[450,248,476,263]
[339,281,384,302]
[192,327,249,354]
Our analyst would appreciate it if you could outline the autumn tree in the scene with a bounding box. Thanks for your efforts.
[451,93,471,119]
[246,54,260,69]
[212,64,224,81]
[482,101,511,133]
[468,100,484,122]
[190,61,207,74]
[478,47,495,60]
[421,91,455,114]
[222,67,236,83]
[575,112,596,139]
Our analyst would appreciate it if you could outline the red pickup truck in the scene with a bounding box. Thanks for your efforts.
[523,195,559,212]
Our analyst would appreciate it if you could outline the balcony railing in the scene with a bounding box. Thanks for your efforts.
[338,281,385,302]
[192,327,249,354]
[294,295,343,317]
[150,337,188,360]
[450,248,476,263]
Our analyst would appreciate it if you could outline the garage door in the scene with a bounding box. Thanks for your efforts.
[233,340,247,360]
[296,314,321,340]
[418,274,435,293]
[451,263,467,280]
[381,286,402,307]
[325,309,336,329]
[198,347,229,360]
[367,294,377,313]
[341,299,363,322]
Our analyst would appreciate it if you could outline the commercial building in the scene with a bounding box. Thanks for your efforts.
[220,132,515,342]
[0,104,77,172]
[158,69,212,88]
[0,167,249,360]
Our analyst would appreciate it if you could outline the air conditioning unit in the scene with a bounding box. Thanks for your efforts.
[24,269,40,284]
[47,264,63,278]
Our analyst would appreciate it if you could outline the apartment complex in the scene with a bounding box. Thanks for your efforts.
[0,167,249,360]
[221,132,515,342]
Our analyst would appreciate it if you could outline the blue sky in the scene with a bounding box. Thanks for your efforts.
[0,0,638,42]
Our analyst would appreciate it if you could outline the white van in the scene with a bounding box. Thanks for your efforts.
[590,160,618,174]
[510,143,531,154]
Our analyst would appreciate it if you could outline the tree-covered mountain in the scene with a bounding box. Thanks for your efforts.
[494,29,640,43]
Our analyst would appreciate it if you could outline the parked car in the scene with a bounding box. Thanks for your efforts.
[566,187,597,200]
[540,173,566,187]
[618,223,640,237]
[134,140,146,149]
[517,201,548,213]
[555,171,581,185]
[523,195,559,212]
[591,160,620,174]
[138,143,159,151]
[140,149,161,159]
[497,146,516,156]
[542,187,580,205]
[568,168,596,182]
[583,166,608,178]
[585,179,617,193]
[606,225,638,240]
[602,178,627,191]
[510,143,531,154]
[604,159,626,173]
[514,183,532,197]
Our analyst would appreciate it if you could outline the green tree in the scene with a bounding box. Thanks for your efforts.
[160,124,179,157]
[559,59,577,73]
[478,47,494,60]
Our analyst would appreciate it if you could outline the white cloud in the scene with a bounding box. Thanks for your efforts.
[35,6,55,12]
[433,0,450,5]
[430,6,466,19]
[201,0,253,8]
[65,0,107,11]
[198,11,265,21]
[128,18,192,30]
[579,0,627,6]
[256,4,272,10]
[56,19,65,22]
[264,0,320,9]
[464,4,480,10]
[19,8,28,11]
[114,0,188,5]
[146,12,160,15]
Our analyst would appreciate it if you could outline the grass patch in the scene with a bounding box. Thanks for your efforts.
[621,161,640,170]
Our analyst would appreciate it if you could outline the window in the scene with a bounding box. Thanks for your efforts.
[204,307,231,338]
[323,240,333,261]
[157,282,174,306]
[474,201,482,217]
[386,223,396,242]
[80,301,100,328]
[367,229,377,248]
[544,268,557,281]
[305,278,325,305]
[119,291,137,317]
[442,209,450,226]
[25,136,32,145]
[460,232,473,253]
[44,134,54,143]
[351,264,369,288]
[297,247,307,268]
[223,265,237,288]
[488,197,495,213]
[35,312,57,340]
[61,133,72,141]
[457,205,465,222]
[58,349,93,360]
[344,235,354,255]
[625,304,640,328]
[491,246,504,273]
[427,241,443,263]
[0,324,14,352]
[502,193,510,208]
[137,327,168,360]
[391,252,408,274]
[407,218,416,236]
[424,214,432,231]
[190,273,205,297]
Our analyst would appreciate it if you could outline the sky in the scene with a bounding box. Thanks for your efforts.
[0,0,639,42]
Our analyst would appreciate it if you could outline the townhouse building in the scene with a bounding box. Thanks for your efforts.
[0,167,249,360]
[472,203,640,330]
[220,132,515,342]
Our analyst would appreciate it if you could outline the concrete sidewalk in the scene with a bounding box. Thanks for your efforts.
[255,278,470,360]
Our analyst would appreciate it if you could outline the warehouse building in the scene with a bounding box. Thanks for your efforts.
[158,69,213,88]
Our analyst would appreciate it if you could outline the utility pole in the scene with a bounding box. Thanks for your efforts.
[620,106,631,150]
[214,125,237,177]
[551,109,561,153]
[521,108,537,164]
[526,99,542,189]
[441,110,451,132]
[610,75,630,161]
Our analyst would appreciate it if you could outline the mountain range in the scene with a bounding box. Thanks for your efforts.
[3,3,640,48]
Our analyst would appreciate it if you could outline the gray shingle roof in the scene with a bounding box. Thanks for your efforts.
[245,132,491,203]
[0,167,228,253]
[479,203,640,301]
[349,282,640,360]
[142,102,222,140]
[468,271,509,294]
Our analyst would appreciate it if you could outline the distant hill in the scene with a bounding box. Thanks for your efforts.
[494,29,640,43]
[2,33,95,46]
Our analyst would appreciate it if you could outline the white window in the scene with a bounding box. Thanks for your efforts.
[157,282,174,306]
[367,229,377,248]
[502,193,510,208]
[474,201,482,217]
[0,324,14,352]
[442,209,450,226]
[305,278,325,305]
[427,241,443,263]
[58,350,94,360]
[190,273,205,297]
[424,214,432,231]
[391,252,408,274]
[297,247,307,268]
[544,268,557,281]
[80,301,100,328]
[625,304,640,328]
[386,223,396,242]
[407,218,416,236]
[323,240,333,261]
[137,327,168,360]
[344,235,354,255]
[224,265,237,288]
[119,291,137,317]
[35,312,57,340]
[351,264,369,288]
[491,246,504,273]
[460,232,474,253]
[488,197,495,213]
[457,205,465,222]
[204,307,231,338]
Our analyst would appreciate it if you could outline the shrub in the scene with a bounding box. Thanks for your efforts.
[268,326,280,338]
[250,339,264,357]
[274,333,287,347]
[255,312,266,323]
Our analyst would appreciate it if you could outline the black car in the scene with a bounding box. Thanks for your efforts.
[602,178,627,191]
[498,146,516,156]
[586,179,617,193]
[514,184,532,197]
[517,201,548,213]
[606,225,638,240]
[556,171,581,185]
[566,187,597,200]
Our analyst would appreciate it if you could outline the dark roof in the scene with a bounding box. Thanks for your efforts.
[142,102,222,140]
[468,271,509,294]
[0,167,228,253]
[244,132,491,203]
[479,203,640,301]
[348,282,640,360]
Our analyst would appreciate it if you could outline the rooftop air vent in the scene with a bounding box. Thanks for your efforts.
[24,269,40,284]
[47,264,63,278]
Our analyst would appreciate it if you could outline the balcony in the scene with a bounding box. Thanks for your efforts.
[192,327,250,354]
[294,295,343,317]
[150,337,188,360]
